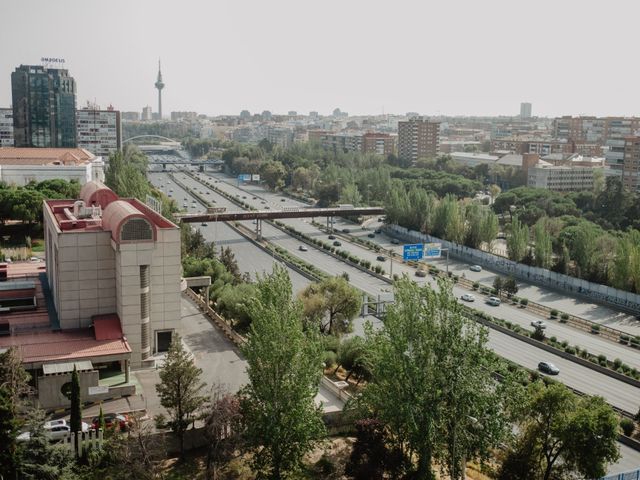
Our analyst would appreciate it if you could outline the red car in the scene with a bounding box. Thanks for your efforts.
[91,413,130,432]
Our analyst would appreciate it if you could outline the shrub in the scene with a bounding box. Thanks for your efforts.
[374,265,382,274]
[597,354,607,364]
[560,312,569,321]
[323,350,337,368]
[550,309,559,318]
[560,340,568,348]
[564,346,576,355]
[621,418,635,437]
[472,282,479,290]
[620,334,630,344]
[550,336,557,344]
[613,358,623,369]
[520,298,528,306]
[393,274,399,281]
[591,325,601,334]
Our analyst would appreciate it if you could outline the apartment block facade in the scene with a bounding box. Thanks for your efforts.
[76,108,122,157]
[397,117,440,162]
[623,136,640,191]
[0,107,13,147]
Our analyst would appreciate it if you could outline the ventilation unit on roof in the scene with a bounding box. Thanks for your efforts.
[73,200,101,219]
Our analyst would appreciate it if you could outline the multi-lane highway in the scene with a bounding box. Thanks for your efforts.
[154,166,640,473]
[154,169,640,414]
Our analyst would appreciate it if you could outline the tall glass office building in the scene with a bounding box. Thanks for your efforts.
[11,65,77,148]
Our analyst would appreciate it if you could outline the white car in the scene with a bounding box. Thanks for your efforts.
[470,265,482,272]
[17,419,90,442]
[486,296,501,306]
[460,293,476,302]
[298,245,308,252]
[531,320,547,329]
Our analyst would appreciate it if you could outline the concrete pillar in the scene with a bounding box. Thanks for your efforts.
[124,359,130,384]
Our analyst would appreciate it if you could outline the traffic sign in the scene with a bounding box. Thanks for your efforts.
[403,243,424,261]
[424,242,442,259]
[238,174,251,182]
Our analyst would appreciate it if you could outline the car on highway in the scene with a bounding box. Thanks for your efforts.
[374,229,382,234]
[280,198,286,202]
[470,265,482,272]
[486,296,501,306]
[17,419,90,442]
[201,222,208,227]
[183,203,188,208]
[252,197,257,200]
[391,239,400,245]
[415,270,427,277]
[376,255,386,262]
[342,228,350,234]
[460,293,476,302]
[328,235,336,240]
[206,191,210,195]
[91,413,130,432]
[531,320,547,329]
[265,206,270,209]
[333,241,342,247]
[243,196,247,199]
[261,200,266,204]
[368,233,376,238]
[538,361,560,375]
[298,245,308,252]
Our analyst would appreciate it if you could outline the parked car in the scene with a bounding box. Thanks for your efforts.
[333,241,342,247]
[486,296,501,306]
[18,419,90,442]
[328,235,336,240]
[470,265,482,272]
[531,320,547,329]
[91,413,130,432]
[298,245,308,252]
[368,233,376,238]
[538,361,560,375]
[461,293,476,302]
[376,255,386,262]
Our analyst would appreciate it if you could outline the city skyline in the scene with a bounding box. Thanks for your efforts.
[1,0,640,118]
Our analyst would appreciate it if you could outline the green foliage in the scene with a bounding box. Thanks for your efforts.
[299,276,362,336]
[104,145,150,200]
[358,277,508,479]
[0,386,19,480]
[506,215,529,262]
[504,382,619,480]
[240,266,325,479]
[621,418,635,437]
[70,366,82,434]
[155,334,207,456]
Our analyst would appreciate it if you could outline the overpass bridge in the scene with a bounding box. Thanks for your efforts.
[123,135,182,154]
[179,206,385,240]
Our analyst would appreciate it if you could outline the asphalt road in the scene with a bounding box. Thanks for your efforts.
[185,171,640,369]
[202,170,640,335]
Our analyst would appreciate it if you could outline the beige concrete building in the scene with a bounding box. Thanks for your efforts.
[43,181,181,368]
[526,154,606,192]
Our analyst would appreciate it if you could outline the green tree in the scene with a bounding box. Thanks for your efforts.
[503,277,518,296]
[204,386,243,480]
[69,366,82,436]
[358,278,508,480]
[0,346,32,415]
[260,160,287,190]
[240,266,325,479]
[503,382,619,480]
[506,215,529,262]
[299,276,362,336]
[533,219,553,269]
[104,145,150,200]
[156,334,207,457]
[493,276,504,296]
[340,182,363,206]
[0,386,19,480]
[98,403,106,432]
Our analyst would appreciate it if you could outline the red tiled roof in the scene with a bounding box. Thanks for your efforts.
[0,147,95,165]
[93,314,123,341]
[0,329,131,365]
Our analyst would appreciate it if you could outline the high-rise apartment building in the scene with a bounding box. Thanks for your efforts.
[0,107,14,147]
[141,106,153,121]
[397,117,440,162]
[520,102,532,119]
[362,132,396,156]
[622,136,640,191]
[76,106,122,157]
[11,65,77,148]
[121,111,140,122]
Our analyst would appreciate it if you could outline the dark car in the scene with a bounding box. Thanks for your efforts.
[368,233,376,238]
[342,228,350,234]
[538,362,560,375]
[333,241,342,247]
[374,229,382,234]
[328,235,336,240]
[391,239,400,245]
[376,255,386,262]
[91,413,130,432]
[415,270,427,277]
[280,198,286,202]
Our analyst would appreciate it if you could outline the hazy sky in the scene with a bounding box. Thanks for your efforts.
[1,0,638,118]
